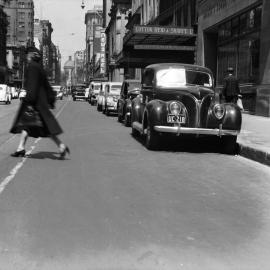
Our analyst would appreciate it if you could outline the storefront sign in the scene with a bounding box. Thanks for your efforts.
[134,25,194,36]
[134,45,195,51]
[200,0,237,19]
[100,29,106,74]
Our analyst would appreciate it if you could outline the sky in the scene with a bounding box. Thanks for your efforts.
[34,0,103,68]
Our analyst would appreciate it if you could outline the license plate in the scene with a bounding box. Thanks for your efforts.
[167,114,186,124]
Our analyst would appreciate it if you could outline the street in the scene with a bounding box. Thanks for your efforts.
[0,98,270,269]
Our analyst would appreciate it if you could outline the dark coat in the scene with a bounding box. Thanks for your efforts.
[10,60,63,138]
[222,74,240,102]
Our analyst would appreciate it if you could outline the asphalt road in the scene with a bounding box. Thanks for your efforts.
[0,98,270,269]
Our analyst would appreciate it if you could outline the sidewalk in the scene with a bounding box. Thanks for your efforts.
[237,113,270,166]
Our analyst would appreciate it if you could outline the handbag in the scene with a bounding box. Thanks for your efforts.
[20,105,43,127]
[237,97,244,111]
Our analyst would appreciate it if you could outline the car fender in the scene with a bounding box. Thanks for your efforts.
[143,100,166,129]
[131,96,142,123]
[207,103,242,131]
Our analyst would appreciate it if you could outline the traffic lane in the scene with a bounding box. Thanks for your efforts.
[0,101,270,269]
[0,99,19,147]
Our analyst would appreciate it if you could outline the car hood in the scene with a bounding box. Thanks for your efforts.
[156,85,214,101]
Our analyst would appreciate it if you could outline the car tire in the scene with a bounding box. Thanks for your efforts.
[73,98,76,101]
[117,112,122,122]
[145,124,160,150]
[124,113,130,127]
[131,123,140,138]
[105,107,110,116]
[220,136,237,155]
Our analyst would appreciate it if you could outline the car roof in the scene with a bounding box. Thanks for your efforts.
[105,82,122,85]
[123,79,141,83]
[145,63,213,74]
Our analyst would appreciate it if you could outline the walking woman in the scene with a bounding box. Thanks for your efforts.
[10,47,70,158]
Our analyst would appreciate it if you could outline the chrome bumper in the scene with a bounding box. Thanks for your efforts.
[154,125,239,136]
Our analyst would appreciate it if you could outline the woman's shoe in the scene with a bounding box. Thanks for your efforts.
[11,149,26,157]
[59,146,70,159]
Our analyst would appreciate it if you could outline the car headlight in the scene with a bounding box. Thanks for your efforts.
[112,95,119,102]
[107,96,113,102]
[213,104,225,119]
[169,102,181,115]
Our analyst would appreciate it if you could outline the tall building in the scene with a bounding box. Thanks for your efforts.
[74,50,85,84]
[84,6,103,81]
[106,0,131,81]
[3,0,34,86]
[197,0,270,116]
[4,0,34,47]
[64,56,75,91]
[0,0,8,83]
[115,0,197,79]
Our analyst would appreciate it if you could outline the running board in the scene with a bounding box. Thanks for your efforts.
[132,121,145,134]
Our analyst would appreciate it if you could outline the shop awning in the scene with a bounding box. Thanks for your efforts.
[117,25,197,68]
[123,25,196,46]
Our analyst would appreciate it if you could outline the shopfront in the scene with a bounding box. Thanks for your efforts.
[197,0,270,116]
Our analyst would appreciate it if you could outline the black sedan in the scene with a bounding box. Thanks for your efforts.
[131,63,242,153]
[117,79,141,126]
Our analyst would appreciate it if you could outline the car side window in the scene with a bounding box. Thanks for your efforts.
[142,69,154,87]
[124,83,128,97]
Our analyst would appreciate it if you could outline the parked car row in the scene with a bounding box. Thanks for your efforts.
[88,63,242,154]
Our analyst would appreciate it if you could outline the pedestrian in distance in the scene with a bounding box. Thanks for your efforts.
[10,46,70,158]
[221,67,241,104]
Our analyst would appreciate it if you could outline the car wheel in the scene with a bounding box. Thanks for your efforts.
[73,98,76,101]
[105,107,110,116]
[124,113,130,127]
[145,124,160,150]
[220,136,237,155]
[117,112,122,122]
[131,123,140,138]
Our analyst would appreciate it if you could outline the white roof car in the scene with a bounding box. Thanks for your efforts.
[0,84,11,104]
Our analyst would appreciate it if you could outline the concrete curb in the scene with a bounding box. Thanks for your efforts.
[238,143,270,166]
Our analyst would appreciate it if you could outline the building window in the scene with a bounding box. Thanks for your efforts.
[217,5,262,84]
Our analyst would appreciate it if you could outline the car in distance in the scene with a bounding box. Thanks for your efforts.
[72,84,87,101]
[52,85,64,100]
[131,63,242,153]
[103,82,122,115]
[89,82,101,105]
[18,89,26,100]
[117,79,141,126]
[0,84,11,104]
[97,82,107,111]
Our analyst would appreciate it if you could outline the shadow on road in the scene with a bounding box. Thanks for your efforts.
[27,151,70,160]
[130,133,239,155]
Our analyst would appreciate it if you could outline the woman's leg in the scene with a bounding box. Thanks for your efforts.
[50,134,65,152]
[51,135,70,158]
[17,130,28,151]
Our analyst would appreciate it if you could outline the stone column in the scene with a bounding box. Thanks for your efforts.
[256,0,270,116]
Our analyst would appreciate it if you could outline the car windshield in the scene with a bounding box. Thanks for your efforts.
[52,86,61,92]
[110,85,121,94]
[94,85,100,90]
[128,82,141,91]
[156,68,212,88]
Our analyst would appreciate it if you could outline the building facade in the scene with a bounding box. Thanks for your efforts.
[197,0,270,116]
[0,0,7,83]
[84,7,103,82]
[105,0,131,81]
[117,0,197,79]
[63,56,75,92]
[3,0,34,86]
[74,50,85,84]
